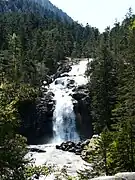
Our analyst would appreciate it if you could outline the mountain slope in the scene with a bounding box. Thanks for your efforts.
[33,0,73,22]
[0,0,73,23]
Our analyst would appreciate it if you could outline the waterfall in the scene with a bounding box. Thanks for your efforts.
[48,60,88,143]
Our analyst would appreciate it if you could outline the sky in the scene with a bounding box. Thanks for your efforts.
[50,0,135,32]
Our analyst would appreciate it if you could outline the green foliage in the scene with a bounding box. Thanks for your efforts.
[0,82,31,179]
[86,10,135,176]
[0,11,99,85]
[25,165,53,178]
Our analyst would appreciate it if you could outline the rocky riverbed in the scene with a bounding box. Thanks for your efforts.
[26,143,91,178]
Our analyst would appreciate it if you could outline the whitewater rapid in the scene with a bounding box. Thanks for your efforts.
[48,59,89,143]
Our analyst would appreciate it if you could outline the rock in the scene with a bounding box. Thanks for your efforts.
[67,141,75,148]
[46,91,55,98]
[28,148,46,153]
[75,149,82,155]
[68,147,76,153]
[67,79,75,89]
[115,172,135,180]
[72,99,78,106]
[55,79,64,85]
[47,102,54,110]
[68,79,75,84]
[60,142,67,151]
[76,142,81,146]
[73,87,93,139]
[82,96,91,105]
[53,63,72,80]
[91,172,135,180]
[43,80,47,85]
[57,141,76,152]
[46,110,54,117]
[77,85,88,90]
[72,92,87,101]
[81,139,90,147]
[56,141,84,156]
[91,176,115,180]
[93,134,99,138]
[32,173,40,179]
[41,86,48,92]
[60,73,70,78]
[56,145,61,150]
[18,98,53,144]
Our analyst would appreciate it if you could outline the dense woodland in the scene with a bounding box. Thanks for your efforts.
[0,0,135,178]
[85,9,135,177]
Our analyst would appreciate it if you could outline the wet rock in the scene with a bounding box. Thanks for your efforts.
[56,141,84,155]
[43,74,53,85]
[72,99,78,106]
[76,142,81,146]
[53,63,72,80]
[77,84,88,90]
[67,141,75,148]
[72,92,87,101]
[28,147,46,153]
[46,91,55,98]
[66,79,75,89]
[55,79,64,85]
[82,96,91,105]
[73,83,93,139]
[61,145,67,151]
[56,145,61,150]
[32,173,40,180]
[68,79,75,84]
[43,80,47,86]
[68,147,76,153]
[75,149,82,155]
[91,172,135,180]
[81,139,90,147]
[72,87,76,92]
[60,73,70,78]
[47,102,54,110]
[41,86,48,92]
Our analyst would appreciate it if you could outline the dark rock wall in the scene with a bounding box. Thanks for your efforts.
[18,92,54,144]
[73,85,93,139]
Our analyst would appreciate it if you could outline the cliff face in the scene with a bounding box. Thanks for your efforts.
[73,85,93,139]
[18,89,55,144]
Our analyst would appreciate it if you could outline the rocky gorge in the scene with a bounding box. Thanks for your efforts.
[19,58,92,144]
[23,58,93,178]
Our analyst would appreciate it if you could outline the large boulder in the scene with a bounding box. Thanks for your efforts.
[91,172,135,180]
[56,141,89,155]
[115,172,135,180]
[91,176,115,180]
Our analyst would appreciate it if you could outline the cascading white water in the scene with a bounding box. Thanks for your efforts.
[49,59,88,143]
